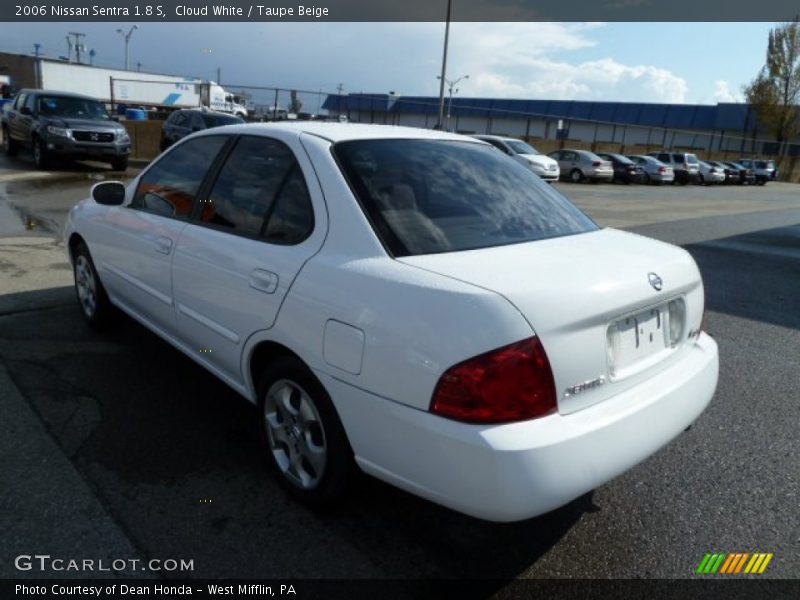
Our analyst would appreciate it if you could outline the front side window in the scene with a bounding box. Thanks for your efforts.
[201,136,312,242]
[334,139,597,257]
[132,135,227,218]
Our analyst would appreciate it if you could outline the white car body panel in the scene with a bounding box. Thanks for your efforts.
[64,122,719,522]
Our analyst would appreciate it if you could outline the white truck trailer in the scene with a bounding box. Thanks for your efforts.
[0,53,248,117]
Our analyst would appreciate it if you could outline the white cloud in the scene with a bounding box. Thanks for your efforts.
[442,23,689,103]
[712,80,742,103]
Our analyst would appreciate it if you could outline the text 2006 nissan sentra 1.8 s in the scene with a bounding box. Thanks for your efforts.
[64,123,719,522]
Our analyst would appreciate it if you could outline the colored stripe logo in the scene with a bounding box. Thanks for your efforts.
[697,552,773,574]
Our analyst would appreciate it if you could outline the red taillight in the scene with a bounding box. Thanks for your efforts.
[658,167,667,173]
[430,337,557,423]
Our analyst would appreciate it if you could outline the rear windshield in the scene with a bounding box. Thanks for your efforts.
[334,139,598,257]
[755,160,768,168]
[201,113,245,127]
[506,140,539,155]
[686,154,698,164]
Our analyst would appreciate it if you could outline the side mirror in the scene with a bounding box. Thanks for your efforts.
[20,106,32,116]
[91,181,126,206]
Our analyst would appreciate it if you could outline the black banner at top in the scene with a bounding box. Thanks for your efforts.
[2,0,800,22]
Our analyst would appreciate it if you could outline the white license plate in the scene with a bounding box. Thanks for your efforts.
[608,306,668,376]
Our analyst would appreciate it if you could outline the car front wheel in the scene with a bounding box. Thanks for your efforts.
[33,137,49,169]
[257,357,352,506]
[73,242,116,329]
[110,158,128,171]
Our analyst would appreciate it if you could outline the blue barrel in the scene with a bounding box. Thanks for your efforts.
[125,108,147,121]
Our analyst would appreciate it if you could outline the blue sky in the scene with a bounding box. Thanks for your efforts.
[0,22,777,105]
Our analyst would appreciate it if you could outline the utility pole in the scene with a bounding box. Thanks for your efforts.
[89,49,96,65]
[336,83,344,119]
[437,74,468,130]
[436,0,452,130]
[137,62,142,72]
[33,43,41,57]
[68,32,86,64]
[216,66,221,84]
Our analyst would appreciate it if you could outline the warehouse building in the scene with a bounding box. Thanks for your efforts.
[322,94,799,157]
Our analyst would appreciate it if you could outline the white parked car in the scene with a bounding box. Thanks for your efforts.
[697,160,726,185]
[64,123,719,522]
[547,148,614,183]
[472,135,560,182]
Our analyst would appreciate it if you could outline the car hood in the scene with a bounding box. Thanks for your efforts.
[520,154,558,168]
[397,228,705,414]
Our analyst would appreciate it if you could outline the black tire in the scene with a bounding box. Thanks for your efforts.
[110,158,128,171]
[2,126,18,157]
[643,173,651,184]
[32,136,49,169]
[257,356,353,507]
[569,169,584,183]
[73,242,116,330]
[698,174,706,186]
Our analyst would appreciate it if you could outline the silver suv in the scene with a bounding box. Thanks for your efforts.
[647,151,700,185]
[737,159,776,185]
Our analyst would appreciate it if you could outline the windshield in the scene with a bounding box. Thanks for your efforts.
[201,113,245,127]
[38,96,110,120]
[334,139,598,257]
[506,140,539,155]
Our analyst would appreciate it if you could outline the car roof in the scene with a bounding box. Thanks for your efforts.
[17,88,99,101]
[208,122,476,143]
[472,134,515,142]
[175,108,238,116]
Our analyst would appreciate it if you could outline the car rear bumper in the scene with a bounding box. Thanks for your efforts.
[322,332,718,522]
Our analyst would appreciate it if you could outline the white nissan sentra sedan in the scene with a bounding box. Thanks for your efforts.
[64,123,719,522]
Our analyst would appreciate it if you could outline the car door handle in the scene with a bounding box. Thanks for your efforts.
[154,236,173,255]
[249,269,278,294]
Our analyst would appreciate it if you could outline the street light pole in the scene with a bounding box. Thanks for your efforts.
[437,74,468,131]
[436,0,452,130]
[116,25,138,71]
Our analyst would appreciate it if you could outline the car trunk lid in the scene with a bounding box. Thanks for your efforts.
[397,228,704,415]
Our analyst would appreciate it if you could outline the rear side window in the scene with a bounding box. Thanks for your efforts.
[686,154,698,164]
[334,139,597,257]
[201,136,313,243]
[657,153,670,162]
[132,135,227,218]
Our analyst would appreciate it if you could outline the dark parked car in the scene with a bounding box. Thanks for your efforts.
[160,109,244,150]
[722,161,756,185]
[1,89,130,170]
[596,152,646,184]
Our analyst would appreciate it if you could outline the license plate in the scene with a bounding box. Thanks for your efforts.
[607,305,668,377]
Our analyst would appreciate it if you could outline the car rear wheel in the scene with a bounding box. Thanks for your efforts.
[33,137,49,169]
[257,357,353,506]
[2,127,18,156]
[698,174,706,185]
[73,243,116,329]
[569,169,584,183]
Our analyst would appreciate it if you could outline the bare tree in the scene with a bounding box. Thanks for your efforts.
[744,19,800,144]
[289,90,302,115]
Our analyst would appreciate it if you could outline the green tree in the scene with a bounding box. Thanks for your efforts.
[744,20,800,144]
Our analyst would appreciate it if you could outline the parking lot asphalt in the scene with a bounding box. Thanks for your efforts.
[1,155,798,585]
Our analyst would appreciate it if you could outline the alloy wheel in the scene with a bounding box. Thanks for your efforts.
[263,379,327,490]
[74,255,97,318]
